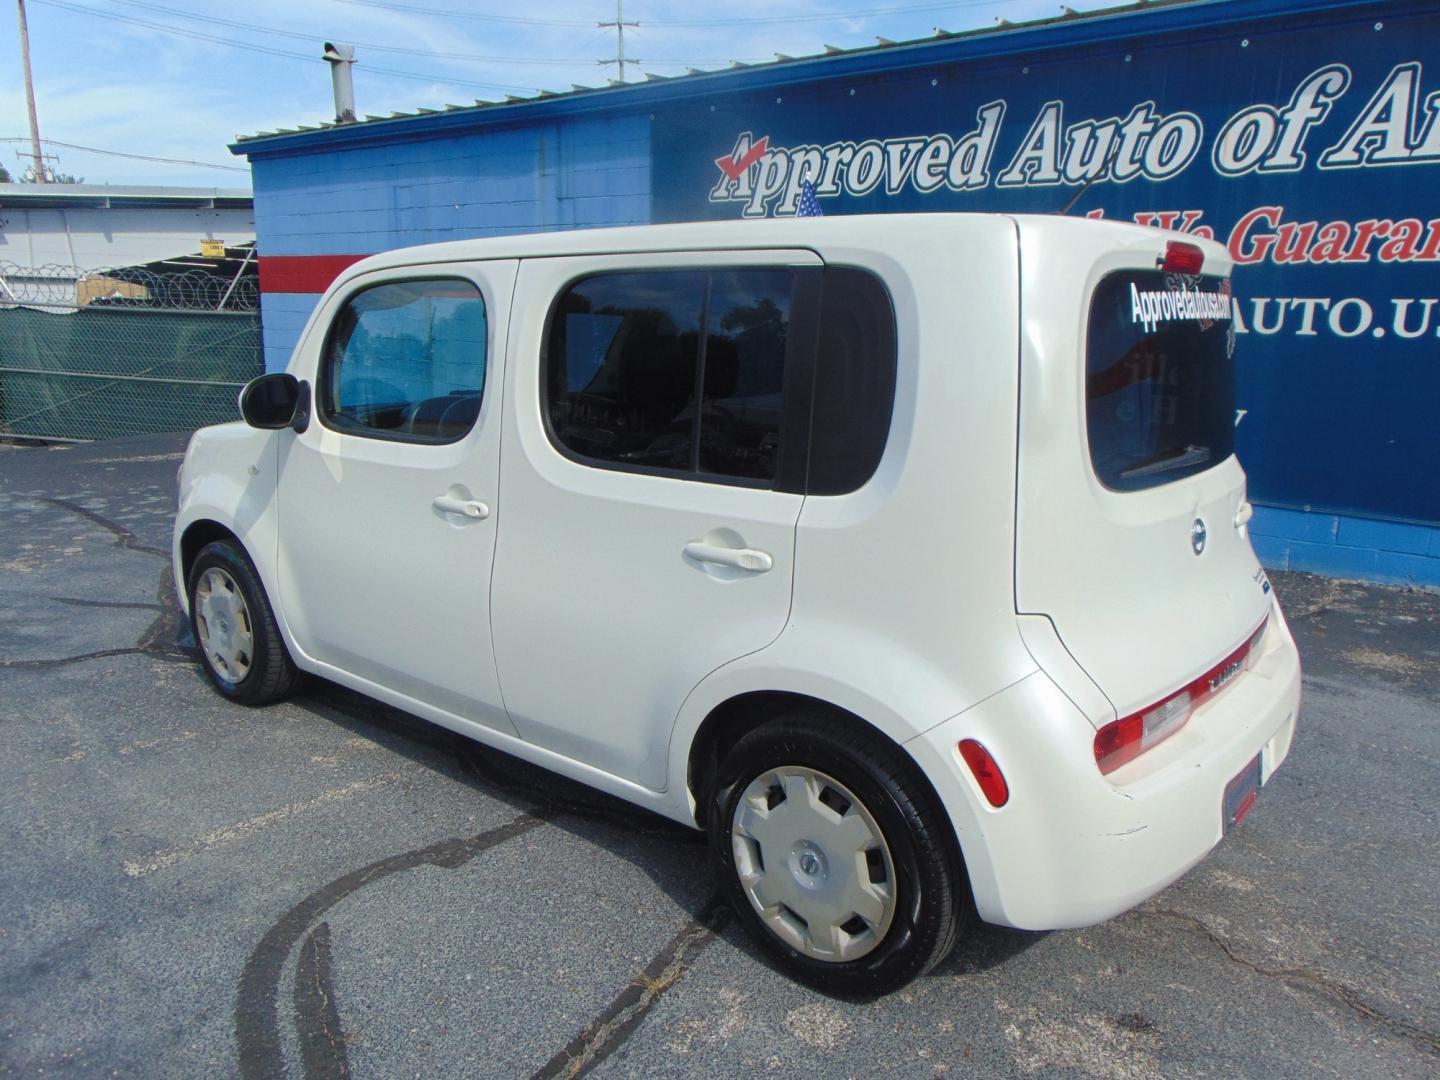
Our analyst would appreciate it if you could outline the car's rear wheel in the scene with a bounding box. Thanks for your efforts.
[188,539,301,705]
[709,712,967,995]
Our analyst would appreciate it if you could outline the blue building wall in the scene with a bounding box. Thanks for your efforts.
[251,113,650,370]
[236,0,1440,589]
[257,293,323,375]
[1250,507,1440,586]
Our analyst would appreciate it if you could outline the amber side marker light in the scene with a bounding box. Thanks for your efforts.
[1094,617,1270,776]
[1160,240,1206,274]
[958,739,1009,807]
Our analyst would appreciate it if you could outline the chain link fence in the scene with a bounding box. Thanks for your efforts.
[0,260,263,442]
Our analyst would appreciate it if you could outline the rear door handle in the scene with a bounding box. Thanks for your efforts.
[433,494,490,519]
[683,541,773,573]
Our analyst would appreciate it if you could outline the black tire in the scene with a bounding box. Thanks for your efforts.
[709,711,968,996]
[187,539,302,706]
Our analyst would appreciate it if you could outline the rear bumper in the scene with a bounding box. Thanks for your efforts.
[907,598,1301,930]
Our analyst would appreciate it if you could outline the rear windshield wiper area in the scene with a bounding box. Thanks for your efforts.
[1119,444,1212,480]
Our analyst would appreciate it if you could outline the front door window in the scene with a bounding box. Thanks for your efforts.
[321,279,488,444]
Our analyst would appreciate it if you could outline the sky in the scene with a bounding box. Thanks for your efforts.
[0,0,1121,188]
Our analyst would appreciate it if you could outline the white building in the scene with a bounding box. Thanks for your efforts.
[0,184,253,270]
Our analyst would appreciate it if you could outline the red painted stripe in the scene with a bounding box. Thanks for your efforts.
[259,254,370,295]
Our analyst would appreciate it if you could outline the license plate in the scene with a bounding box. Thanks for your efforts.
[1223,753,1262,834]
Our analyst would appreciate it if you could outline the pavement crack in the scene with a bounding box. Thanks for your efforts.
[1143,908,1440,1057]
[235,813,546,1080]
[1,567,191,670]
[0,645,194,670]
[50,596,165,611]
[1287,580,1350,622]
[294,922,350,1080]
[38,496,169,558]
[529,897,730,1080]
[1,577,192,669]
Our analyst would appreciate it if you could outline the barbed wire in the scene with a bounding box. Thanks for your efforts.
[0,261,259,312]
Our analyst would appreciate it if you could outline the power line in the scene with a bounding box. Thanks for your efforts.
[0,136,248,172]
[330,0,1007,29]
[29,0,544,92]
[24,0,1044,136]
[33,0,1029,94]
[647,0,1001,27]
[328,0,597,28]
[96,0,619,66]
[92,0,774,68]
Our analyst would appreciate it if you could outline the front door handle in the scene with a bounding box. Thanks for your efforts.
[683,541,773,573]
[433,494,490,519]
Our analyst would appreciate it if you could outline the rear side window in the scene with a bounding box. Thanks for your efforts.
[808,268,896,495]
[700,270,792,479]
[321,279,487,444]
[1086,271,1235,492]
[545,268,796,485]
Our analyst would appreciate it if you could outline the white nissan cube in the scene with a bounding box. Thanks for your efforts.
[174,214,1301,994]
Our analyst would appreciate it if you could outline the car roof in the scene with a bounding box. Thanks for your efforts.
[339,212,1229,279]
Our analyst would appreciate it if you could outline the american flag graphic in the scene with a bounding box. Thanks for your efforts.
[796,178,823,217]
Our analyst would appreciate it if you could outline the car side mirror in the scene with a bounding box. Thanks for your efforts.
[290,379,312,433]
[239,373,310,432]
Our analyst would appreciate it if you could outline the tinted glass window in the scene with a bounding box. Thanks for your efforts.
[322,279,487,443]
[808,268,897,495]
[700,270,792,480]
[1086,271,1236,492]
[546,268,795,483]
[549,270,706,471]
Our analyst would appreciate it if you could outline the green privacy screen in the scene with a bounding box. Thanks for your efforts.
[0,306,262,441]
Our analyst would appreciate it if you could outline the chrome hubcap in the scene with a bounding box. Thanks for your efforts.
[194,567,254,686]
[731,766,896,962]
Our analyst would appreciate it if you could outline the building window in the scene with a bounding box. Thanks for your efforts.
[320,278,487,444]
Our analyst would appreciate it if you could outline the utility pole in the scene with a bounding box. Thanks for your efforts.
[598,0,638,83]
[16,0,47,183]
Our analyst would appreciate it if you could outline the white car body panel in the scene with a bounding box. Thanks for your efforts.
[173,213,1303,933]
[1013,220,1268,722]
[909,596,1299,928]
[491,250,817,790]
[273,260,518,735]
[173,422,281,619]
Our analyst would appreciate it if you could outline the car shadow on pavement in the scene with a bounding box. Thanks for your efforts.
[938,922,1050,975]
[289,675,1048,981]
[171,659,1058,1076]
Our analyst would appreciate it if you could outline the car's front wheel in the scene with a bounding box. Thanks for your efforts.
[188,539,301,705]
[709,712,967,995]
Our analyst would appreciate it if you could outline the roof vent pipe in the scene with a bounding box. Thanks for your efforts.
[322,42,357,124]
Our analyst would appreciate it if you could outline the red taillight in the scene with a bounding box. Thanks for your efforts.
[1160,240,1205,274]
[958,739,1009,807]
[1094,615,1269,776]
[1093,689,1193,775]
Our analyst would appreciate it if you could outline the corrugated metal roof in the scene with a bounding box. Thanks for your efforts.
[229,0,1180,147]
[0,183,252,209]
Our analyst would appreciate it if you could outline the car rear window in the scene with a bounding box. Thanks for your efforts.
[1086,270,1236,492]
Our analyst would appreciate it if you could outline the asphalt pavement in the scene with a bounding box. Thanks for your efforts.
[1,433,1436,1079]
